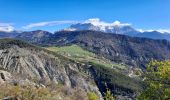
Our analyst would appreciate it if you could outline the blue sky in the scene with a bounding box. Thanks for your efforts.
[0,0,170,32]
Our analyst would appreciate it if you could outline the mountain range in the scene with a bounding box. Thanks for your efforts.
[1,20,170,41]
[64,21,170,40]
[0,22,170,99]
[14,30,170,69]
[0,27,169,70]
[0,38,143,99]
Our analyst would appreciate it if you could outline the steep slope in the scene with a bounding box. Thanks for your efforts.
[32,30,170,69]
[0,39,102,97]
[0,39,144,99]
[46,45,144,98]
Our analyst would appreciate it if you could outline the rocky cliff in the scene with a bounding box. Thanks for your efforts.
[0,39,143,99]
[0,39,103,99]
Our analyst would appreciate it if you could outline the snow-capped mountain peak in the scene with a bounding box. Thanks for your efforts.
[64,18,138,35]
[84,18,130,27]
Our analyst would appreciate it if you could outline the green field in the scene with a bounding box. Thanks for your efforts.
[47,45,95,58]
[46,45,126,69]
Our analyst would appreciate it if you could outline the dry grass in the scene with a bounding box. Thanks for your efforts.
[0,83,99,100]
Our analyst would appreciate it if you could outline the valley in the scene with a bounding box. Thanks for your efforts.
[0,28,169,99]
[0,39,143,100]
[0,0,170,99]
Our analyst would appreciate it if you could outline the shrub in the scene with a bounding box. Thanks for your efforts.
[87,92,98,100]
[104,89,114,100]
[138,60,170,100]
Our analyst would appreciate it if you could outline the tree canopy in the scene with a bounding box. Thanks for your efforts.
[138,60,170,100]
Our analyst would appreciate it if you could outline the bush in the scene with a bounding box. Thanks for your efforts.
[87,92,98,100]
[138,60,170,100]
[104,89,114,100]
[0,83,99,100]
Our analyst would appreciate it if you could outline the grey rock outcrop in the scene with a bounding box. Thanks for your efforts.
[0,40,102,99]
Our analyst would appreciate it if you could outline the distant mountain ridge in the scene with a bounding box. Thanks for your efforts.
[0,21,170,41]
[136,31,170,40]
[16,30,52,43]
[65,22,140,36]
[64,20,170,40]
[15,30,170,69]
[0,29,170,69]
[52,31,170,68]
[0,31,22,38]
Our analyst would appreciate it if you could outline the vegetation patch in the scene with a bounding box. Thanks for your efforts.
[46,45,126,70]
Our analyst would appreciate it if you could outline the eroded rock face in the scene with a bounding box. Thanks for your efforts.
[0,45,102,98]
[0,70,11,83]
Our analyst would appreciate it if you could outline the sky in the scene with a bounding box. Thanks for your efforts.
[0,0,170,32]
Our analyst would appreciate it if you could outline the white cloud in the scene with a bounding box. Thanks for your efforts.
[23,20,78,29]
[84,18,170,34]
[0,23,14,32]
[84,18,131,26]
[21,18,170,33]
[22,18,131,30]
